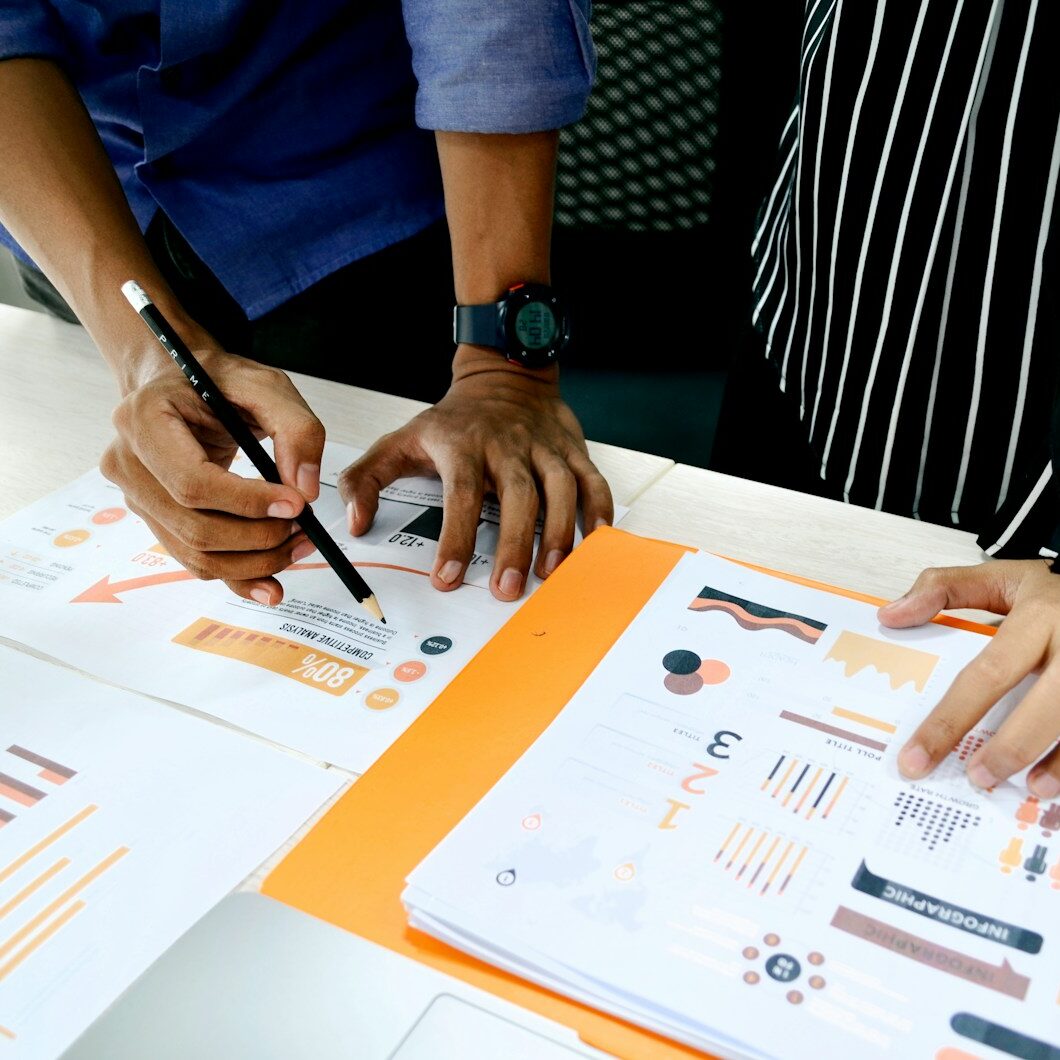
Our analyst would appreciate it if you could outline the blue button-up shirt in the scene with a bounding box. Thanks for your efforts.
[0,1,594,317]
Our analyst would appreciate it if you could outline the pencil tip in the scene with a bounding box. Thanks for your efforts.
[362,594,386,625]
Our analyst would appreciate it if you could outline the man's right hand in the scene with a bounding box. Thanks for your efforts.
[101,345,326,605]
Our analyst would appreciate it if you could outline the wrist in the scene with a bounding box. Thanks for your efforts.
[88,294,214,396]
[451,343,559,389]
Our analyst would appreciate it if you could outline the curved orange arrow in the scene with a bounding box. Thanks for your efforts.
[70,561,435,603]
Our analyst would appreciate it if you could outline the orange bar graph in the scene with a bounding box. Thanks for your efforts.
[822,776,849,820]
[0,858,69,920]
[173,617,370,696]
[0,900,85,983]
[771,759,798,799]
[5,746,77,785]
[0,806,96,887]
[715,823,810,899]
[0,774,44,808]
[830,707,897,734]
[0,846,127,964]
[794,767,823,815]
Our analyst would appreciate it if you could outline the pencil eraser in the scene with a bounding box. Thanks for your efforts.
[121,281,150,312]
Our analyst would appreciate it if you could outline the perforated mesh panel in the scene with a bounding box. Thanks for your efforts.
[555,1,723,232]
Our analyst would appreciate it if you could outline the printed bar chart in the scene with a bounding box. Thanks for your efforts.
[6,746,77,785]
[0,843,129,981]
[172,617,370,697]
[714,822,810,897]
[778,711,888,753]
[0,805,97,887]
[829,707,896,735]
[0,773,45,808]
[761,755,850,821]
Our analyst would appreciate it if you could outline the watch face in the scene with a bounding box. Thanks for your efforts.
[513,302,558,351]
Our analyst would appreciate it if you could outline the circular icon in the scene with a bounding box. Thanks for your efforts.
[786,990,804,1005]
[765,954,801,983]
[664,672,704,696]
[742,946,759,960]
[807,951,825,966]
[364,688,400,711]
[743,971,760,985]
[393,660,427,683]
[662,649,701,675]
[613,862,636,882]
[496,869,516,886]
[763,933,781,947]
[420,635,453,656]
[91,507,127,525]
[522,813,542,831]
[53,529,90,548]
[661,650,731,694]
[808,975,826,990]
[698,659,731,685]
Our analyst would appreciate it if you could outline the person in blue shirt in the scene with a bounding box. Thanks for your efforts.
[0,0,612,607]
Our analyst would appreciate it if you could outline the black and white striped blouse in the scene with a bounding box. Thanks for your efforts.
[752,0,1059,559]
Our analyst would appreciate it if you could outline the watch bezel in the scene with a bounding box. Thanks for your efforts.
[498,283,570,369]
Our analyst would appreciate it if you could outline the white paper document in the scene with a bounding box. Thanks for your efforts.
[405,552,1057,1059]
[0,646,341,1060]
[0,442,619,773]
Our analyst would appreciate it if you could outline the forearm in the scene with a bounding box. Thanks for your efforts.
[0,59,203,391]
[436,130,559,384]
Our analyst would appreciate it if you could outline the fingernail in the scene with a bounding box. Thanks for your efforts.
[592,517,609,531]
[898,744,931,778]
[499,567,523,598]
[544,549,565,575]
[297,463,320,499]
[967,762,999,790]
[437,559,463,585]
[291,539,316,562]
[268,500,297,519]
[1029,771,1060,799]
[250,588,272,605]
[346,501,356,531]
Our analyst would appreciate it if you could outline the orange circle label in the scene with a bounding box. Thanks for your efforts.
[53,529,90,548]
[393,660,427,683]
[91,507,127,525]
[364,688,400,710]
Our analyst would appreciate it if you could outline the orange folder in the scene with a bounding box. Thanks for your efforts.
[263,527,994,1059]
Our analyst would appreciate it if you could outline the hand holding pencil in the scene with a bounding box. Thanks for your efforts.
[105,282,383,621]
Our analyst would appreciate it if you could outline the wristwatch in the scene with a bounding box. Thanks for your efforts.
[453,282,571,369]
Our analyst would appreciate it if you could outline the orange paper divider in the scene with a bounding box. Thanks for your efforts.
[264,528,995,1059]
[264,528,700,1059]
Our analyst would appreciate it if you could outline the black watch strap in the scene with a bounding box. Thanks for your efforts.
[453,303,505,349]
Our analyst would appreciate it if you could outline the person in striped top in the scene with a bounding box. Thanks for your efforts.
[710,3,1060,798]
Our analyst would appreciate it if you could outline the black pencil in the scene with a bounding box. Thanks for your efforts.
[121,281,385,623]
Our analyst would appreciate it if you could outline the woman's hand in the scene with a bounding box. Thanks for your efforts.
[879,559,1060,797]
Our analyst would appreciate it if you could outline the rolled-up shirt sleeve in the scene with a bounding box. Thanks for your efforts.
[402,0,595,133]
[0,1,68,63]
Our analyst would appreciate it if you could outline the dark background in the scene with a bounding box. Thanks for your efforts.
[554,1,803,466]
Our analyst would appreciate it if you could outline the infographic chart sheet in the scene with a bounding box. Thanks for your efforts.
[405,552,1056,1059]
[0,442,610,773]
[0,647,341,1060]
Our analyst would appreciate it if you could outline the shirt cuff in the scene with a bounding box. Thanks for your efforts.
[405,0,595,133]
